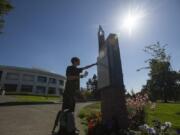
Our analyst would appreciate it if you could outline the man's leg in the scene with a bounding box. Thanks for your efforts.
[67,98,77,134]
[61,95,77,134]
[67,112,76,133]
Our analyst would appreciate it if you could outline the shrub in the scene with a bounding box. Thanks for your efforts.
[127,92,149,129]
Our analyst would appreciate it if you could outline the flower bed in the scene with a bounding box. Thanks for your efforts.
[78,93,179,135]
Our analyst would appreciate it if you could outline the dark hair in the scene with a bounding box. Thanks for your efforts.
[71,57,80,64]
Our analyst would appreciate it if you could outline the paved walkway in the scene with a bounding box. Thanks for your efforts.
[0,102,92,135]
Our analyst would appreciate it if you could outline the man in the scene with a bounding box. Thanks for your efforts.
[61,57,97,135]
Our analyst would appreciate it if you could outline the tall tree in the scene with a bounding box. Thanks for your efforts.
[141,42,179,102]
[0,0,13,33]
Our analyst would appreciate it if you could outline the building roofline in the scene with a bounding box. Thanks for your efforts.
[0,65,66,79]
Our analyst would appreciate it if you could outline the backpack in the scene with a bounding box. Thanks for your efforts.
[52,109,79,135]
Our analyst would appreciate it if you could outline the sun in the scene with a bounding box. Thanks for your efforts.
[122,10,145,35]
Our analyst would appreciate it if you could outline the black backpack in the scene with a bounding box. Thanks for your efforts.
[51,110,79,135]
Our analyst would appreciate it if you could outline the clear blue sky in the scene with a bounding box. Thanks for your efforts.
[0,0,180,92]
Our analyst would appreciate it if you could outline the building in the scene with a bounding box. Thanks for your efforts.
[0,65,66,96]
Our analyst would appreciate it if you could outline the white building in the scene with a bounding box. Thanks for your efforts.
[0,65,66,96]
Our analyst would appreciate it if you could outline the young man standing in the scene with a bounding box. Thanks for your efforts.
[61,57,97,135]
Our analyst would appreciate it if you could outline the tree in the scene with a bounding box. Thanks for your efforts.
[86,74,100,100]
[0,0,13,33]
[86,78,92,91]
[141,42,180,102]
[91,74,99,99]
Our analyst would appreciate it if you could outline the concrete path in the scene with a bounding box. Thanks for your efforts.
[0,102,92,135]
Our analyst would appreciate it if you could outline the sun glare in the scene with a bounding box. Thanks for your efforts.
[122,9,145,35]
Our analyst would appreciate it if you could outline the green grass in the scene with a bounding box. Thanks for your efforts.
[79,102,180,129]
[146,103,180,129]
[13,95,62,102]
[78,102,101,134]
[78,102,100,119]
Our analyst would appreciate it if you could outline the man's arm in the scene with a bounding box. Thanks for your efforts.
[66,63,97,80]
[82,63,97,70]
[67,73,87,80]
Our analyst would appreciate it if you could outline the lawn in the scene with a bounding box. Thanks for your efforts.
[146,103,180,129]
[79,102,180,129]
[79,102,100,119]
[13,95,62,102]
[78,102,101,134]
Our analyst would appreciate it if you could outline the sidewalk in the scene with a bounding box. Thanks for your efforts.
[0,95,93,135]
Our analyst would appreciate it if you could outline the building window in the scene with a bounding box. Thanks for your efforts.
[22,74,35,82]
[49,78,57,84]
[59,80,64,86]
[4,84,17,92]
[37,76,47,83]
[59,88,64,95]
[0,71,2,81]
[48,87,56,94]
[36,86,46,94]
[21,85,33,92]
[6,72,19,80]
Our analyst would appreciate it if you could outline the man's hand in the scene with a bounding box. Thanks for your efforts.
[80,71,88,78]
[83,71,88,77]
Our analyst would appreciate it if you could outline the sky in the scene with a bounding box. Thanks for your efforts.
[0,0,180,92]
